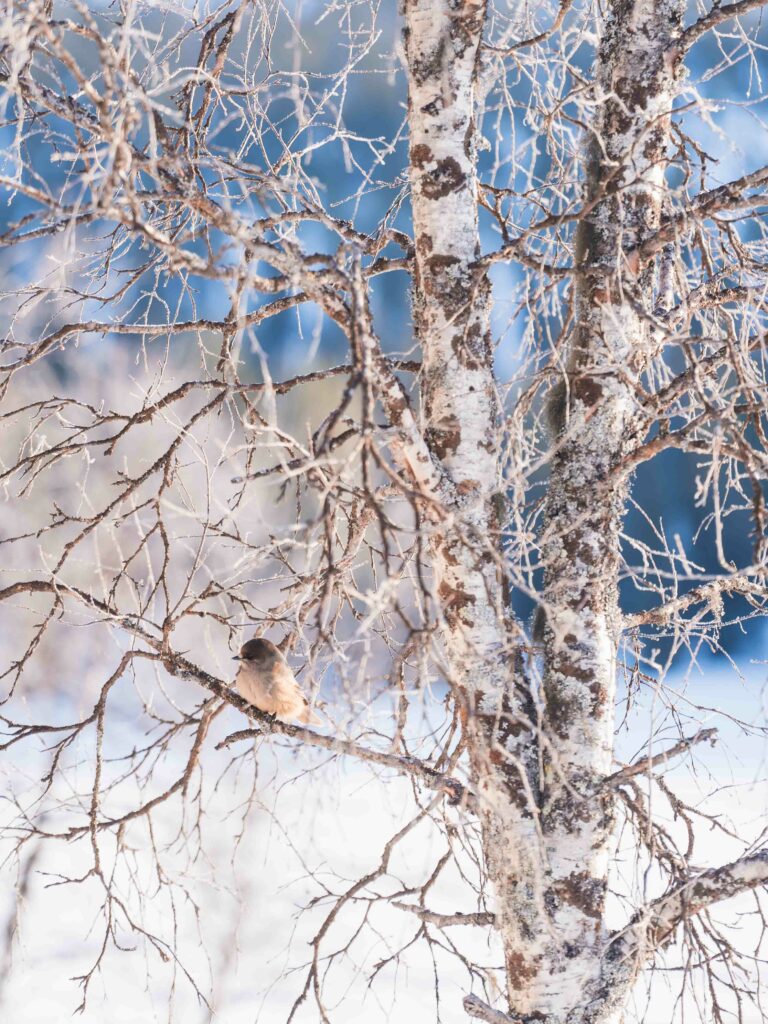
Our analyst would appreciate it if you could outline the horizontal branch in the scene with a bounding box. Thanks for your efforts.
[591,848,768,1024]
[217,724,475,810]
[680,0,768,51]
[392,902,494,927]
[463,994,518,1023]
[605,729,718,787]
[0,305,422,375]
[485,162,768,281]
[616,848,768,958]
[644,328,766,416]
[161,650,476,810]
[637,164,768,264]
[0,580,474,810]
[644,848,768,945]
[624,578,766,629]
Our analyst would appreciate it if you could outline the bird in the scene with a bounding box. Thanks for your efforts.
[233,637,321,725]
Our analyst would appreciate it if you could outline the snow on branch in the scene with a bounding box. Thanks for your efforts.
[623,578,767,630]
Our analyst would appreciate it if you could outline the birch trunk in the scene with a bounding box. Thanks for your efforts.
[406,0,685,1020]
[403,0,549,1009]
[533,0,686,1017]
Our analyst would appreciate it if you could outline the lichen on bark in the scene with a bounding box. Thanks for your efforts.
[406,0,691,1019]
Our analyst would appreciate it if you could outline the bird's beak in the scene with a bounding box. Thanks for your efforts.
[232,655,242,661]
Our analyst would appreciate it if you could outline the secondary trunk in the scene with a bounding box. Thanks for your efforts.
[535,0,685,1015]
[404,0,685,1020]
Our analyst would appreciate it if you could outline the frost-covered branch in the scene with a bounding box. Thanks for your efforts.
[0,0,767,1020]
[217,725,473,808]
[602,848,768,1001]
[392,902,494,927]
[680,0,768,50]
[605,729,718,786]
[624,578,767,629]
[463,993,518,1023]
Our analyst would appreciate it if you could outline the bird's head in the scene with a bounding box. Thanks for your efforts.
[233,637,280,663]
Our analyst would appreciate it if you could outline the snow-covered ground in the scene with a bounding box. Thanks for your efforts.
[1,661,766,1023]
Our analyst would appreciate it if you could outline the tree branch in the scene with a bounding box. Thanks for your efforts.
[634,164,768,264]
[463,994,518,1023]
[607,849,768,970]
[638,848,768,949]
[0,580,474,810]
[623,578,766,629]
[486,0,574,53]
[349,255,450,503]
[590,849,768,1024]
[392,902,494,927]
[680,0,768,51]
[605,729,718,787]
[216,722,476,810]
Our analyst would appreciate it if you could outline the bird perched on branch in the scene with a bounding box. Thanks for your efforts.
[233,637,321,725]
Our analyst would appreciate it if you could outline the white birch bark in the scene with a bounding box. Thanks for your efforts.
[403,0,545,1010]
[406,0,690,1020]
[531,0,686,1017]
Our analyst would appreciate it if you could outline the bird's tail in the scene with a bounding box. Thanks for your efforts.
[298,704,323,727]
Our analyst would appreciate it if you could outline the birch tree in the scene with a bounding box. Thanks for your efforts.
[0,0,767,1021]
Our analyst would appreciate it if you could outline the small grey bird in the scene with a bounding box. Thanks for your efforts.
[233,638,321,725]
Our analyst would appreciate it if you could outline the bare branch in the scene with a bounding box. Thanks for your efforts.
[624,578,767,629]
[680,0,768,51]
[463,994,519,1023]
[392,902,495,927]
[612,849,768,961]
[216,723,475,810]
[605,729,718,787]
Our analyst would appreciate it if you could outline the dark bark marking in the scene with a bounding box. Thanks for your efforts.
[451,321,489,371]
[552,871,606,920]
[456,478,481,495]
[426,253,461,272]
[437,578,476,623]
[416,232,433,257]
[589,679,608,715]
[573,374,604,409]
[422,254,467,320]
[544,671,591,739]
[426,413,461,459]
[506,950,538,991]
[449,2,485,60]
[464,118,474,158]
[421,156,466,199]
[410,36,446,86]
[411,142,433,169]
